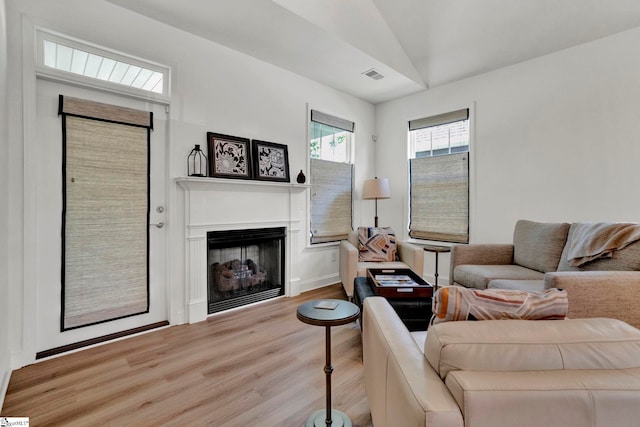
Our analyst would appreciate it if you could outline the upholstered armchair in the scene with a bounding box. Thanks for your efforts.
[339,227,424,298]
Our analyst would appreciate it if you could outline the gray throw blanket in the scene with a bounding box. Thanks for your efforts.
[567,222,640,267]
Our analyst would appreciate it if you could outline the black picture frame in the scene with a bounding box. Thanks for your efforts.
[207,132,252,179]
[252,140,290,182]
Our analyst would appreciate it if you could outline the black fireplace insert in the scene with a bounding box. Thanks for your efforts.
[207,227,286,314]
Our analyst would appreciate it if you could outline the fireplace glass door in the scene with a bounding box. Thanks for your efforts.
[207,227,285,314]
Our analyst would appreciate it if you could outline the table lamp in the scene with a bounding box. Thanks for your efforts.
[363,177,391,227]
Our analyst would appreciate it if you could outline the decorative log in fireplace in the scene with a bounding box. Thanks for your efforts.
[207,227,286,314]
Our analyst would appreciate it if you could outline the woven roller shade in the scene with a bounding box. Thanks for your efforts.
[60,95,152,330]
[310,158,353,244]
[310,110,355,132]
[409,108,469,131]
[410,153,469,243]
[59,95,153,128]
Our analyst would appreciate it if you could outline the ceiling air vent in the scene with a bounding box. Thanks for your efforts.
[362,68,384,80]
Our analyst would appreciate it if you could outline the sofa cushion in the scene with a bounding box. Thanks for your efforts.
[512,220,570,273]
[358,227,398,262]
[445,368,640,427]
[430,286,567,325]
[487,279,545,291]
[453,264,543,289]
[557,224,640,272]
[424,317,640,379]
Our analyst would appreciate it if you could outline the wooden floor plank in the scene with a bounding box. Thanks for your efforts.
[2,284,373,426]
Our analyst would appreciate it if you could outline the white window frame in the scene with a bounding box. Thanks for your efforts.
[35,28,170,103]
[408,107,473,244]
[309,110,354,164]
[308,108,355,246]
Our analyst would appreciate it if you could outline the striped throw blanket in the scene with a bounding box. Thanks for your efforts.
[431,286,568,325]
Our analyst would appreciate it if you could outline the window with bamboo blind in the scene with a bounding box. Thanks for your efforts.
[309,110,354,244]
[409,109,470,243]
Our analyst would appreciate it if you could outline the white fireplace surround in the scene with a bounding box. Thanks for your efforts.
[177,177,308,323]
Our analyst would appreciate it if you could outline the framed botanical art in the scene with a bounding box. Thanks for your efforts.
[207,132,252,179]
[252,140,290,182]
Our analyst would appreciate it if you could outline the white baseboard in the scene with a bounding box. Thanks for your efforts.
[297,274,340,294]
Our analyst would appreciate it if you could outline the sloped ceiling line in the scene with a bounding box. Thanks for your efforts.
[106,0,640,104]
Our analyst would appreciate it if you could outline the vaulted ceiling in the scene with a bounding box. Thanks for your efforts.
[107,0,640,104]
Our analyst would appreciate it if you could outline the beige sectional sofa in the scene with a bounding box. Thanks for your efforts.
[450,219,640,328]
[363,296,640,427]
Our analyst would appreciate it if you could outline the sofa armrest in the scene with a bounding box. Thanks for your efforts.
[449,244,514,285]
[363,297,463,427]
[398,241,425,276]
[339,239,358,298]
[545,271,640,329]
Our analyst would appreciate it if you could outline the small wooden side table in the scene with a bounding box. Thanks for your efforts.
[422,245,451,291]
[297,299,360,427]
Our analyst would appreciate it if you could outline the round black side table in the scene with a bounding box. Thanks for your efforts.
[297,299,360,427]
[423,244,451,291]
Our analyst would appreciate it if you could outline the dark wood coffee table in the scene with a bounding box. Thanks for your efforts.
[367,268,433,298]
[297,299,359,427]
[354,273,433,331]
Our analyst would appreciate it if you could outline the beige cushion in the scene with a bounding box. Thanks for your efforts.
[453,264,543,289]
[557,223,640,271]
[513,220,570,273]
[425,317,640,379]
[487,279,545,291]
[446,368,640,427]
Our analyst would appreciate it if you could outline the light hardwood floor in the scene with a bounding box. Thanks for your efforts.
[2,284,372,426]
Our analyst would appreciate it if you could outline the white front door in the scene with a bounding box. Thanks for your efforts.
[32,79,169,356]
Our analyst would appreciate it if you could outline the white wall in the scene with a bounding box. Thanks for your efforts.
[10,0,640,369]
[0,0,11,409]
[5,0,375,366]
[376,27,640,284]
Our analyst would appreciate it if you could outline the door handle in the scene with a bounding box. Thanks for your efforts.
[151,221,165,228]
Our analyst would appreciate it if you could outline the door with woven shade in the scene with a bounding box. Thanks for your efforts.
[31,80,169,359]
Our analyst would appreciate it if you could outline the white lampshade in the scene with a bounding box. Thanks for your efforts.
[363,177,391,200]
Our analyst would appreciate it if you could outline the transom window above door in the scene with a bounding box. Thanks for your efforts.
[36,29,170,100]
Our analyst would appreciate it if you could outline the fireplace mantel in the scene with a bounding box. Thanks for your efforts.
[176,176,310,193]
[176,176,309,323]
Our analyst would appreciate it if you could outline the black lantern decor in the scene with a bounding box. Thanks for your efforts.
[187,144,207,177]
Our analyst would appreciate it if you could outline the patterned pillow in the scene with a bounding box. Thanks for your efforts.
[358,227,398,262]
[430,286,568,325]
